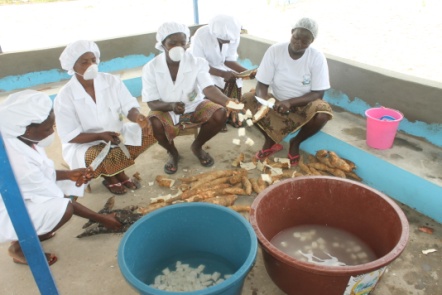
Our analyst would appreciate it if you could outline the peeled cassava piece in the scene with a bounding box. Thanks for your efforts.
[226,100,244,110]
[253,98,276,122]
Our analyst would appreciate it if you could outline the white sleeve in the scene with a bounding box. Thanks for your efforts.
[141,62,161,103]
[112,75,140,116]
[54,88,83,143]
[5,141,64,201]
[188,33,205,59]
[225,41,239,62]
[196,58,215,89]
[255,45,277,86]
[310,51,330,91]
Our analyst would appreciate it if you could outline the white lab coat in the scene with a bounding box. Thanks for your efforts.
[188,25,242,89]
[54,72,141,196]
[0,138,69,243]
[256,43,330,101]
[141,51,214,125]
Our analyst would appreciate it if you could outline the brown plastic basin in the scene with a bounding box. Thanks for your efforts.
[249,176,409,295]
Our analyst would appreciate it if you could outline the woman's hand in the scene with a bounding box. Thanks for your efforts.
[69,168,94,187]
[100,131,121,144]
[225,99,244,127]
[228,109,242,127]
[249,69,257,80]
[274,101,291,115]
[136,113,148,128]
[222,70,237,83]
[99,213,122,230]
[172,102,185,115]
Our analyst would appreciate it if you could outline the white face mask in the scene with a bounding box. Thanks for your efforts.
[168,46,185,62]
[20,133,55,147]
[78,64,99,80]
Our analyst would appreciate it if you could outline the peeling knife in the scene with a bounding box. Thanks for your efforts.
[118,140,131,159]
[255,96,275,109]
[89,141,111,171]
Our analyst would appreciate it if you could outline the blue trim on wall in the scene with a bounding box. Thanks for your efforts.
[0,69,69,92]
[1,53,440,147]
[0,54,154,93]
[324,90,442,147]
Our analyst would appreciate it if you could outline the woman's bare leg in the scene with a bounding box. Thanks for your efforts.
[191,109,226,166]
[150,117,179,173]
[289,113,331,156]
[7,202,73,265]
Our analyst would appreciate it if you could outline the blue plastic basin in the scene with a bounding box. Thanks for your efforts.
[118,203,257,295]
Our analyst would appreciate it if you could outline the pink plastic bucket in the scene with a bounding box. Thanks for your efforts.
[365,107,403,149]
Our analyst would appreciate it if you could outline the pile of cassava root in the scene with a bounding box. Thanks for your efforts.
[76,149,361,237]
[151,149,361,211]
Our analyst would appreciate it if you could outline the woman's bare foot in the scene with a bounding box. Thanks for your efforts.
[8,241,57,265]
[115,172,139,190]
[39,232,56,242]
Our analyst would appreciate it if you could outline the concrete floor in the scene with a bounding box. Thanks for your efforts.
[0,81,441,294]
[1,0,441,293]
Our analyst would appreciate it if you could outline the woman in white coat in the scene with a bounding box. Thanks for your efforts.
[142,22,242,174]
[55,40,157,195]
[189,15,253,130]
[0,90,121,265]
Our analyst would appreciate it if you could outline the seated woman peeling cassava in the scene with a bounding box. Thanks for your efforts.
[55,40,157,196]
[142,22,244,174]
[0,90,122,266]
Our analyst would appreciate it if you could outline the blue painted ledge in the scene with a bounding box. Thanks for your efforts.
[288,131,442,224]
[325,90,442,147]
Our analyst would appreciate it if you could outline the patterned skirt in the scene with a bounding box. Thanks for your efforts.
[241,90,333,143]
[148,99,224,143]
[85,126,157,178]
[222,81,242,100]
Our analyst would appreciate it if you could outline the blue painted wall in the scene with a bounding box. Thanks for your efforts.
[1,54,440,148]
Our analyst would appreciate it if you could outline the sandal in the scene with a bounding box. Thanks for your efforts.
[121,178,140,190]
[12,253,58,266]
[255,143,284,160]
[288,153,300,166]
[195,150,215,167]
[164,154,178,175]
[102,180,127,195]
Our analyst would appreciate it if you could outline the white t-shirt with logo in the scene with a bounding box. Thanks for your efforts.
[256,42,330,101]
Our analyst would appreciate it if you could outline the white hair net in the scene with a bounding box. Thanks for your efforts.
[155,22,190,51]
[59,40,100,75]
[209,14,241,41]
[292,17,318,39]
[0,90,52,138]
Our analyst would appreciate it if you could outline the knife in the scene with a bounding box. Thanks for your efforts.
[255,96,275,109]
[89,141,111,171]
[118,140,131,159]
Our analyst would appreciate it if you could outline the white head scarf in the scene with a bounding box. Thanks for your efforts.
[59,40,101,75]
[292,17,318,39]
[0,90,52,138]
[209,14,241,42]
[155,22,190,51]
